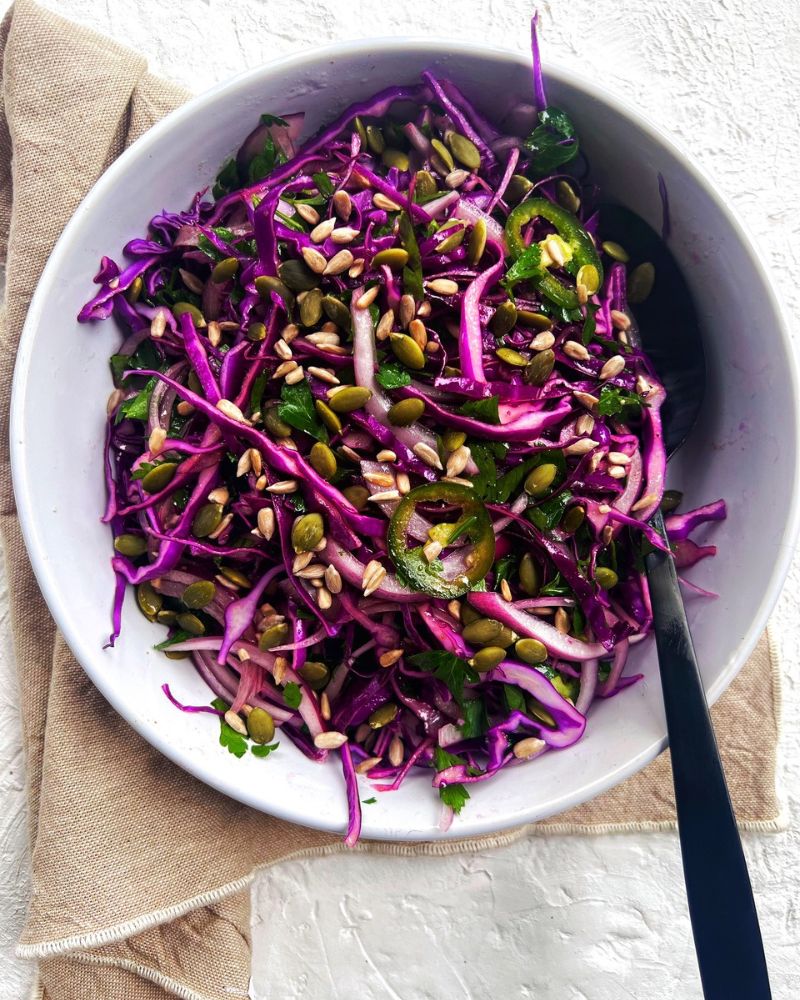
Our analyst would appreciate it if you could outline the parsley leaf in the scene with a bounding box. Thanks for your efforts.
[260,113,289,127]
[458,395,500,425]
[493,554,517,592]
[211,698,248,758]
[503,243,543,287]
[212,158,239,200]
[362,797,377,805]
[251,742,280,758]
[538,571,572,597]
[523,107,580,175]
[527,490,573,531]
[493,458,538,503]
[460,698,488,739]
[503,684,527,713]
[410,651,479,705]
[398,212,424,301]
[277,379,329,442]
[313,171,334,198]
[434,746,465,770]
[597,385,645,418]
[440,783,470,813]
[109,340,160,388]
[248,369,269,417]
[581,303,599,346]
[117,376,157,423]
[468,443,498,500]
[376,360,412,390]
[153,630,191,651]
[283,682,302,709]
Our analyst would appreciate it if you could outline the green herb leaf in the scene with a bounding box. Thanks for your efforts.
[398,212,424,301]
[410,651,479,705]
[458,395,500,425]
[493,458,538,503]
[283,682,302,709]
[211,698,248,758]
[313,171,334,198]
[260,113,289,128]
[362,797,377,805]
[153,630,191,651]
[248,369,269,417]
[503,244,543,287]
[131,462,156,481]
[538,571,572,597]
[375,360,412,391]
[493,554,517,592]
[527,490,574,532]
[212,158,239,200]
[459,698,488,739]
[581,303,598,346]
[468,443,498,500]
[251,742,280,758]
[117,376,157,423]
[597,385,645,418]
[277,379,329,442]
[523,107,580,175]
[275,210,307,233]
[434,746,466,770]
[503,684,526,713]
[110,340,160,388]
[439,782,470,814]
[197,233,224,261]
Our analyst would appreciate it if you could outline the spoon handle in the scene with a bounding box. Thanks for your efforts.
[646,511,772,999]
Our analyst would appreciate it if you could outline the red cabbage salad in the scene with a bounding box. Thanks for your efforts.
[80,19,725,844]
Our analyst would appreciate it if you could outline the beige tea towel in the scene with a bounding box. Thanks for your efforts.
[0,2,782,997]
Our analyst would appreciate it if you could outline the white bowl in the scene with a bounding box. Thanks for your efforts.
[10,39,800,841]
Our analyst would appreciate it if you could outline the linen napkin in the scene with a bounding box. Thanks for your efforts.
[0,2,783,997]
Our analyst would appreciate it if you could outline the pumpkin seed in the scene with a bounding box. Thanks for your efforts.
[468,217,487,265]
[126,276,143,304]
[365,125,385,154]
[601,241,630,263]
[255,275,294,312]
[524,463,558,497]
[309,442,337,480]
[177,612,205,636]
[446,131,481,171]
[141,462,177,494]
[524,349,555,386]
[387,397,425,426]
[299,287,324,327]
[368,702,399,729]
[314,399,342,434]
[517,310,552,330]
[354,116,368,148]
[298,660,330,690]
[462,618,506,647]
[278,259,320,292]
[114,533,148,557]
[515,638,548,664]
[321,295,351,330]
[291,513,325,553]
[157,609,177,626]
[471,645,506,672]
[192,502,224,538]
[442,429,467,452]
[490,300,518,337]
[496,347,528,367]
[164,649,190,660]
[382,148,410,171]
[390,333,426,370]
[576,264,600,296]
[259,621,289,650]
[413,169,438,201]
[247,321,267,342]
[435,220,466,253]
[219,565,251,588]
[136,581,162,620]
[628,262,655,303]
[264,405,293,438]
[660,489,683,513]
[505,174,534,203]
[595,566,619,590]
[182,580,217,609]
[211,257,239,283]
[561,505,586,534]
[328,385,372,413]
[172,301,206,327]
[519,553,540,596]
[431,138,454,172]
[556,179,581,213]
[343,484,370,510]
[372,248,409,269]
[247,707,275,744]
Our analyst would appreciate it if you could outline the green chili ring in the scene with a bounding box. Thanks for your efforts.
[387,483,496,598]
[505,196,603,309]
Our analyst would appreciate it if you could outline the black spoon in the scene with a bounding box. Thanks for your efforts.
[602,204,772,999]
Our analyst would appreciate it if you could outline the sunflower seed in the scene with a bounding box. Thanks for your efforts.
[106,388,125,415]
[273,657,288,685]
[333,190,352,220]
[445,168,469,189]
[273,360,299,379]
[636,375,652,396]
[307,366,340,385]
[608,451,631,465]
[441,476,473,488]
[408,318,428,349]
[543,235,568,267]
[150,310,167,338]
[564,438,599,456]
[148,427,166,455]
[513,737,546,760]
[364,471,395,487]
[575,413,595,436]
[423,540,443,562]
[413,442,443,469]
[373,192,402,212]
[176,401,194,417]
[267,479,299,494]
[301,246,328,274]
[285,365,305,385]
[292,551,314,573]
[530,331,555,351]
[331,227,359,244]
[355,756,383,774]
[208,486,230,505]
[295,202,320,225]
[224,710,248,736]
[362,559,386,597]
[607,465,627,479]
[563,341,591,362]
[399,294,416,328]
[356,286,380,310]
[348,258,366,278]
[599,355,626,380]
[369,490,402,502]
[500,579,513,602]
[602,524,614,545]
[274,338,293,361]
[216,398,247,423]
[305,331,340,346]
[388,735,404,766]
[379,648,404,667]
[445,444,471,478]
[207,321,222,347]
[396,472,411,495]
[573,390,599,412]
[257,507,275,540]
[296,564,327,580]
[236,451,252,477]
[324,249,354,276]
[427,278,459,295]
[208,514,233,541]
[324,564,343,594]
[314,731,348,749]
[554,608,570,634]
[376,309,395,341]
[310,218,336,243]
[631,492,659,513]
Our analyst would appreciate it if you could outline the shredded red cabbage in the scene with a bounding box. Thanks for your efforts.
[81,17,724,845]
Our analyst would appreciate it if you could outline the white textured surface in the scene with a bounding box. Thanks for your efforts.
[1,1,799,997]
